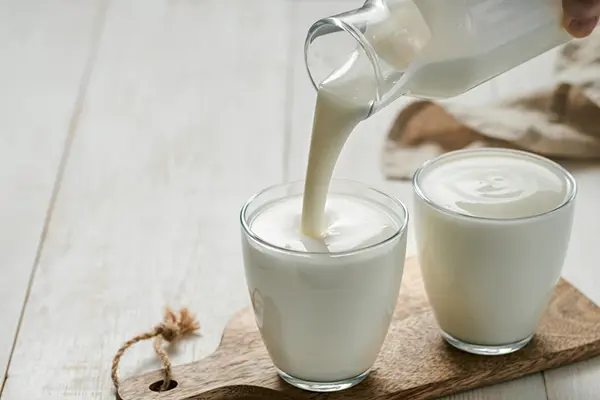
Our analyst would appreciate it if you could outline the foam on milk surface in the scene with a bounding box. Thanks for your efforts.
[418,153,571,219]
[251,194,399,253]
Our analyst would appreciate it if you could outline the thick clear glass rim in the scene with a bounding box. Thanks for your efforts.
[412,148,578,223]
[304,16,382,117]
[240,179,409,257]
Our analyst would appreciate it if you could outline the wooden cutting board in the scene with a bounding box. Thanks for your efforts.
[118,257,600,400]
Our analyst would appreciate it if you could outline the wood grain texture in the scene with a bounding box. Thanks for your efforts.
[0,1,289,398]
[0,0,103,382]
[119,257,600,400]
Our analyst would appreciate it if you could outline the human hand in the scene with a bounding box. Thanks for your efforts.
[563,0,600,38]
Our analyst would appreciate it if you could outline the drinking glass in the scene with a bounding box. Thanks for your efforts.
[240,180,409,391]
[412,149,577,355]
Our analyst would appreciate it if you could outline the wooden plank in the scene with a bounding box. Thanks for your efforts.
[0,0,289,398]
[0,0,103,385]
[287,2,547,399]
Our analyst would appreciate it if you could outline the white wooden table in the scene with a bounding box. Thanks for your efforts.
[1,1,599,398]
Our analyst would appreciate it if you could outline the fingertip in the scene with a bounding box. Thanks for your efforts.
[565,16,599,38]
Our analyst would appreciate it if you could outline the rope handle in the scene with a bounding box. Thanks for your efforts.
[111,307,200,392]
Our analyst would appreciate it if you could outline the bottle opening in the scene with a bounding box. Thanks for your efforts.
[304,17,380,115]
[304,1,434,116]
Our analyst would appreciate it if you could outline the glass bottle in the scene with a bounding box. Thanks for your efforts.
[304,0,571,118]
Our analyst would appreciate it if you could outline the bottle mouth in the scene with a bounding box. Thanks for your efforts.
[304,16,381,117]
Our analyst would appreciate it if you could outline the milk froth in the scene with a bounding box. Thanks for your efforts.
[417,151,572,219]
[252,194,398,253]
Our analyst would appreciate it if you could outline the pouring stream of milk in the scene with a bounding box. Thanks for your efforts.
[300,52,375,236]
[300,4,430,236]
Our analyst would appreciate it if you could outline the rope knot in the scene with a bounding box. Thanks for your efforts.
[111,307,200,393]
[158,308,200,342]
[158,324,178,342]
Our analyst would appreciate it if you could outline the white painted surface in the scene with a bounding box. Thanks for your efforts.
[0,0,288,398]
[0,0,598,399]
[0,0,102,382]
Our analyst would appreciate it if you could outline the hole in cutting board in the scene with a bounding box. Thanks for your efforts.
[149,380,178,392]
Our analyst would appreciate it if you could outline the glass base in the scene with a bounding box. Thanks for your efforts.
[442,331,534,356]
[276,368,370,392]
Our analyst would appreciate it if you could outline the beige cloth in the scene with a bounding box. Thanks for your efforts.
[382,30,600,180]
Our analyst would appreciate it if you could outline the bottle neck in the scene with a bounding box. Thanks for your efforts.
[304,0,432,116]
[304,4,382,117]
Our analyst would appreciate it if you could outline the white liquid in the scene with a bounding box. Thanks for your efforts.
[414,150,575,346]
[253,194,398,253]
[243,193,407,381]
[300,0,441,235]
[397,0,570,99]
[300,54,374,236]
[418,152,571,219]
